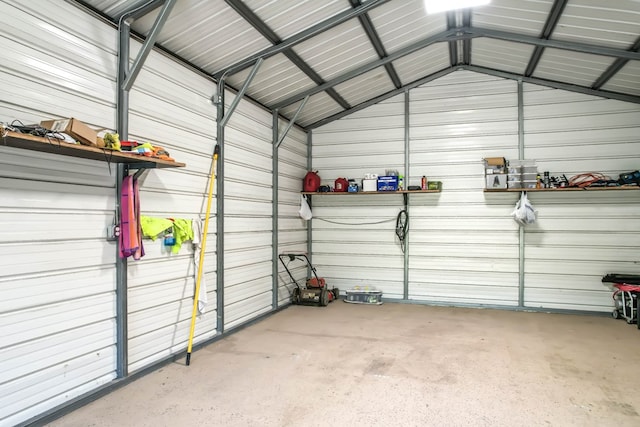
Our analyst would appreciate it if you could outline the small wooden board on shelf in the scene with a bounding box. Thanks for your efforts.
[1,130,186,169]
[484,186,640,192]
[302,190,441,195]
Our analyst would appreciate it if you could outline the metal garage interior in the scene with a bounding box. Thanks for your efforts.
[1,0,639,425]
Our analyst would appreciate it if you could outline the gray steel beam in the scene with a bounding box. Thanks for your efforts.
[118,0,164,22]
[214,0,390,79]
[462,10,471,65]
[273,29,463,109]
[225,0,350,110]
[216,87,225,334]
[517,79,525,308]
[220,58,263,128]
[464,64,640,104]
[592,36,640,89]
[308,67,456,129]
[349,0,402,89]
[122,0,176,91]
[276,96,309,148]
[403,90,410,300]
[306,131,313,269]
[115,20,130,380]
[470,27,640,61]
[524,0,568,77]
[272,109,279,310]
[446,12,458,66]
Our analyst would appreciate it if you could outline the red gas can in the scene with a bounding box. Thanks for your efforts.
[334,177,348,192]
[303,171,321,192]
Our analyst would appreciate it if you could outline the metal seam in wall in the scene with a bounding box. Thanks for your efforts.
[307,130,312,267]
[216,88,225,334]
[517,79,525,308]
[403,89,410,300]
[272,110,279,309]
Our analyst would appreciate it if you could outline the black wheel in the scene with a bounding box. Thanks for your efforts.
[332,288,340,301]
[612,309,619,319]
[320,288,329,306]
[292,287,301,304]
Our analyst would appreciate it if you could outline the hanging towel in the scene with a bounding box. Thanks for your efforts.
[192,218,207,314]
[119,175,144,259]
[140,215,173,240]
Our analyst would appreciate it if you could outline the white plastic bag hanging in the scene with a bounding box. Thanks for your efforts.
[511,192,537,225]
[298,195,312,220]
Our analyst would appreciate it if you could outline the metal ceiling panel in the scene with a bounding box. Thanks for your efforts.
[241,0,349,40]
[292,19,379,81]
[367,0,447,53]
[333,67,395,106]
[552,0,640,49]
[602,61,640,97]
[534,48,615,87]
[280,92,342,128]
[392,43,451,84]
[472,38,536,75]
[225,53,317,106]
[472,0,553,37]
[128,0,273,74]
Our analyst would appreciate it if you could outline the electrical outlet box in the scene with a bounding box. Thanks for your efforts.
[106,224,119,241]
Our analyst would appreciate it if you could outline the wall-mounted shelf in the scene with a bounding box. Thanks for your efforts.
[484,187,640,192]
[302,190,441,195]
[1,130,186,169]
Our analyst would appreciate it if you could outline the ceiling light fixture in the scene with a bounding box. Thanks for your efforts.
[424,0,491,14]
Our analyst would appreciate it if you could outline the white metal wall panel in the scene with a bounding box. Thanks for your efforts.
[368,0,447,53]
[226,53,317,107]
[472,38,536,75]
[223,94,274,329]
[602,61,640,97]
[409,71,520,305]
[292,19,378,81]
[125,36,219,372]
[533,48,615,87]
[280,92,343,128]
[392,43,451,85]
[128,0,273,75]
[0,2,118,424]
[553,0,640,49]
[523,84,640,311]
[277,125,308,306]
[312,95,405,298]
[242,0,348,40]
[472,0,552,37]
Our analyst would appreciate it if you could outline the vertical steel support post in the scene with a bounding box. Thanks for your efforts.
[403,90,410,300]
[517,79,525,308]
[306,131,313,266]
[115,18,130,379]
[216,86,225,333]
[272,110,279,309]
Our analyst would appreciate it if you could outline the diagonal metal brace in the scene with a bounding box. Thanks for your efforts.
[275,96,309,148]
[220,58,264,128]
[122,0,177,91]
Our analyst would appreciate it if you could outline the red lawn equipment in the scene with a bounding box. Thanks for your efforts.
[279,254,339,306]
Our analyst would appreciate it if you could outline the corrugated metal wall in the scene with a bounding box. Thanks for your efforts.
[522,84,640,311]
[312,95,407,298]
[223,98,274,330]
[312,69,640,312]
[276,125,309,306]
[125,39,218,373]
[0,0,307,423]
[0,1,118,425]
[409,71,520,306]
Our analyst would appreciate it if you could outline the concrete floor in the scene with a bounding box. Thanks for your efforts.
[49,303,640,427]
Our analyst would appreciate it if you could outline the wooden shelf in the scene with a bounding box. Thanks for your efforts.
[1,130,186,169]
[484,186,640,192]
[302,190,441,195]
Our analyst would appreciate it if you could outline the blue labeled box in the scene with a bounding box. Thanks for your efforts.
[377,176,398,191]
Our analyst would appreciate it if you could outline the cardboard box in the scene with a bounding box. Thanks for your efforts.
[41,118,97,146]
[484,157,506,166]
[362,178,377,192]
